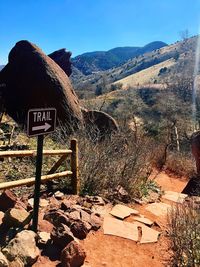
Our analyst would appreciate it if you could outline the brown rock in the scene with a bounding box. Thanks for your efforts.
[3,208,31,227]
[61,200,74,211]
[85,196,105,205]
[44,210,71,227]
[68,211,80,221]
[0,190,17,212]
[61,241,86,267]
[51,224,74,249]
[80,207,92,215]
[142,191,160,204]
[49,196,61,208]
[82,201,92,209]
[82,221,92,231]
[113,186,131,203]
[38,219,54,233]
[44,209,63,224]
[0,40,83,133]
[80,210,91,224]
[70,221,88,240]
[90,213,102,230]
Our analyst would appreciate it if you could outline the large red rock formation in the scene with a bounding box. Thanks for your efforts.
[0,40,82,133]
[48,49,72,77]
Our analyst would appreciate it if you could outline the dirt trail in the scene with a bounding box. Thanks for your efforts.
[152,170,187,192]
[82,171,188,267]
[34,171,188,267]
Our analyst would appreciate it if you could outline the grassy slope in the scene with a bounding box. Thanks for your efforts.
[113,59,176,88]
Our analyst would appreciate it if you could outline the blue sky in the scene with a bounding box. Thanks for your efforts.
[1,0,200,64]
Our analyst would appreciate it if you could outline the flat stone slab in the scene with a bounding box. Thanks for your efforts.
[103,217,160,243]
[137,222,160,244]
[162,191,187,203]
[132,216,154,226]
[109,204,139,219]
[145,202,171,217]
[103,217,139,241]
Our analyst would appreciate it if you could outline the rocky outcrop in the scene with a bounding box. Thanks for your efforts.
[0,40,83,133]
[48,49,72,77]
[0,192,105,266]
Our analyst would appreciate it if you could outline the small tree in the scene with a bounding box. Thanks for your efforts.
[95,84,103,96]
[110,83,123,91]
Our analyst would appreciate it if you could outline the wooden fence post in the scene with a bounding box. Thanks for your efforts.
[70,139,80,194]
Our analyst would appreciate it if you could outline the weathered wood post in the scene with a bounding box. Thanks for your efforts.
[70,138,80,194]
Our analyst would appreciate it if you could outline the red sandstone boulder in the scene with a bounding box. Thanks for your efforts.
[48,49,72,77]
[0,40,83,133]
[70,220,88,240]
[61,241,86,267]
[51,224,74,249]
[0,190,17,212]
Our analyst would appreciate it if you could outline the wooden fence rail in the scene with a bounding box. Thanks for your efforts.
[0,149,72,158]
[0,139,79,194]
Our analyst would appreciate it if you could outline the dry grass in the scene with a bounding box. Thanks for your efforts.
[165,151,195,177]
[168,201,200,266]
[113,59,176,88]
[64,127,159,199]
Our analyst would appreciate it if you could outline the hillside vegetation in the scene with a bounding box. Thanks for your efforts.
[72,36,197,98]
[72,41,167,75]
[113,58,176,88]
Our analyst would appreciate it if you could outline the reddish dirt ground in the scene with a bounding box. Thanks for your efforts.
[34,171,189,267]
[82,228,170,267]
[152,170,188,192]
[81,171,188,267]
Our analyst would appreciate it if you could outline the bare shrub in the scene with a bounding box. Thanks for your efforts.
[165,151,195,177]
[68,127,158,199]
[168,201,200,266]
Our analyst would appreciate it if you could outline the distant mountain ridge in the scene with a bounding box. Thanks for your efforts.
[72,41,167,75]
